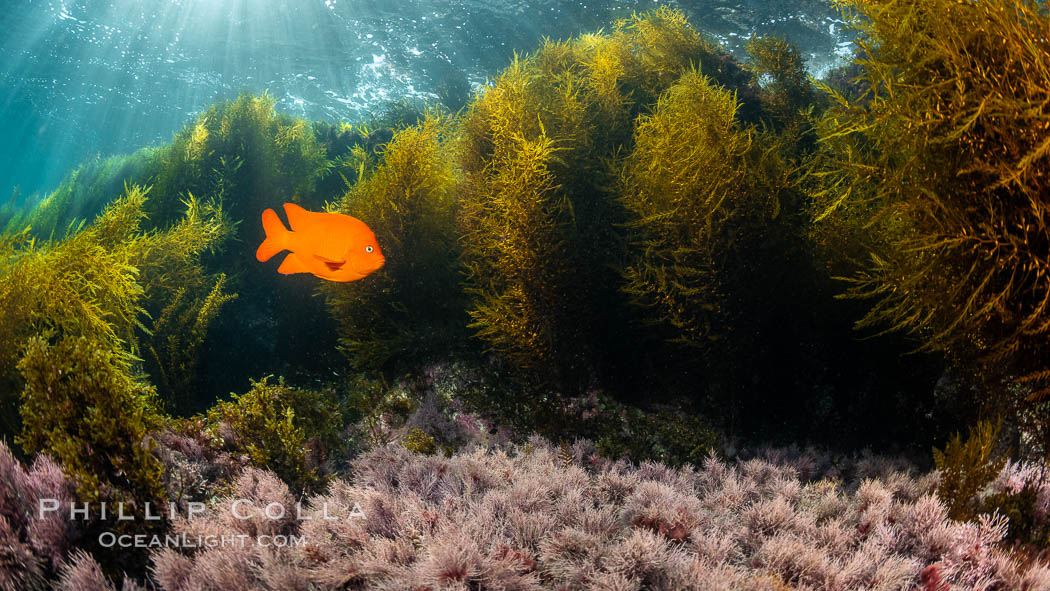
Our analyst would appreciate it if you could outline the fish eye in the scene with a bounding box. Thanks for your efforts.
[366,245,374,253]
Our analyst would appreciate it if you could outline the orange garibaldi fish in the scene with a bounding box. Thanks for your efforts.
[256,202,385,282]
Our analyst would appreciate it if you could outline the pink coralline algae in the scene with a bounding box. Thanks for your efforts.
[143,439,1050,591]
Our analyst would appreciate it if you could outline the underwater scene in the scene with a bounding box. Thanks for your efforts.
[1,0,1050,588]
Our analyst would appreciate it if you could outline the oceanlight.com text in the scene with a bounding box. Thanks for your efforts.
[98,533,306,549]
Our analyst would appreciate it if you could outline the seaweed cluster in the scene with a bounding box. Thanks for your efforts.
[453,7,821,411]
[321,116,468,375]
[0,186,228,427]
[1,150,157,238]
[620,69,769,349]
[195,376,345,494]
[811,0,1050,435]
[147,93,330,227]
[0,186,230,574]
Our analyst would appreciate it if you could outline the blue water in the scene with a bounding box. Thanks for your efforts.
[0,0,849,202]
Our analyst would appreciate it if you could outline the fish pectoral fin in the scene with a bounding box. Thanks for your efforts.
[278,253,310,274]
[313,254,345,272]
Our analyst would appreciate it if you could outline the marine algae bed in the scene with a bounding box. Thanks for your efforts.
[1,2,1050,588]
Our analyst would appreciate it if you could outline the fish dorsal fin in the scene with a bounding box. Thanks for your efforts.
[283,202,316,232]
[277,253,310,274]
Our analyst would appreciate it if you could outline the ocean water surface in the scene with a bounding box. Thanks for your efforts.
[0,0,850,202]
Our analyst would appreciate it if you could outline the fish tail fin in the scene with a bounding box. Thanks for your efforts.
[256,208,289,262]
